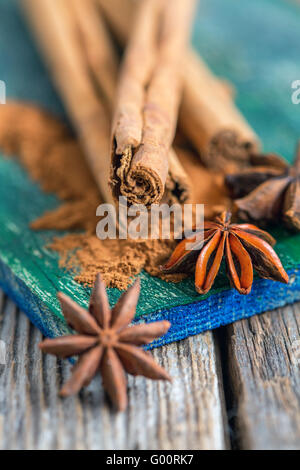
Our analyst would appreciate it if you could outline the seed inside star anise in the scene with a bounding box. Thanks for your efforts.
[162,211,289,295]
[39,275,171,411]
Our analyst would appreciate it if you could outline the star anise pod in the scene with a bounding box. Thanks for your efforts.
[162,211,289,295]
[226,143,300,231]
[39,275,171,411]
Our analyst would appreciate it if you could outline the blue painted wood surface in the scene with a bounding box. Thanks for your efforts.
[0,0,300,347]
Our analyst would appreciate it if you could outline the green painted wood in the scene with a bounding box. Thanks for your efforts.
[0,0,300,333]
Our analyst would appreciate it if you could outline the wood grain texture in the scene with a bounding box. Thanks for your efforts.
[0,290,228,450]
[1,288,300,449]
[227,303,300,450]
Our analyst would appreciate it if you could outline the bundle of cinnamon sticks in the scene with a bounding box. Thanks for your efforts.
[99,0,260,174]
[23,0,260,208]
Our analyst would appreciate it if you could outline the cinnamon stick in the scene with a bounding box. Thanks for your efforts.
[180,50,260,173]
[99,0,260,173]
[23,0,191,206]
[97,0,137,46]
[70,0,118,111]
[110,0,195,206]
[23,0,114,204]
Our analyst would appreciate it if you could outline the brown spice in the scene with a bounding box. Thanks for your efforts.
[177,148,230,219]
[226,145,300,231]
[40,275,171,411]
[23,0,114,204]
[98,0,260,173]
[111,0,195,205]
[0,101,229,289]
[51,235,182,289]
[23,0,191,206]
[162,211,289,295]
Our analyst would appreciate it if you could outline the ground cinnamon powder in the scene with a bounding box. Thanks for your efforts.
[0,101,229,289]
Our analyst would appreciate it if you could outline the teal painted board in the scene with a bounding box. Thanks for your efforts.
[192,0,300,162]
[0,0,300,346]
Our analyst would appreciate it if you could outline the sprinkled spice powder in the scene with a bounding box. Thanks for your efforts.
[0,102,229,289]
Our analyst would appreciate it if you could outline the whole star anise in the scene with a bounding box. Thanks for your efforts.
[226,143,300,231]
[39,275,171,411]
[162,211,289,295]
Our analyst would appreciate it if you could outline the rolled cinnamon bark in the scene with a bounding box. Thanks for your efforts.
[70,0,118,112]
[23,0,114,204]
[180,50,260,173]
[99,0,260,174]
[110,0,195,206]
[97,0,137,45]
[23,0,191,206]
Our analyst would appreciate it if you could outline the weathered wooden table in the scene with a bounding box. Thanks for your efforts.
[0,288,299,450]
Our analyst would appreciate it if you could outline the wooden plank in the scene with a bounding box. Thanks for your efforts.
[0,290,229,450]
[1,0,300,353]
[227,303,300,450]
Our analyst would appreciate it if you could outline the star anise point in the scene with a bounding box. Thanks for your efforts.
[162,211,288,295]
[39,276,171,411]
